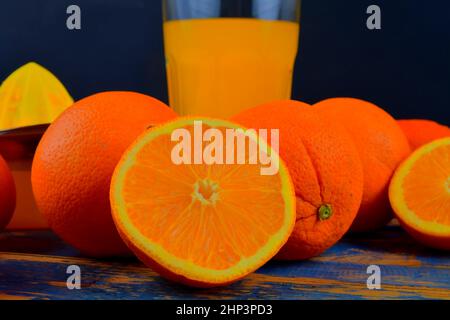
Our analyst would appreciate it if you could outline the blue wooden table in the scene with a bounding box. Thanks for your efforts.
[0,226,449,300]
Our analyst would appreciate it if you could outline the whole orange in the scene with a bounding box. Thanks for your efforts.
[31,91,177,257]
[315,98,411,232]
[0,155,15,230]
[398,119,450,150]
[232,100,364,260]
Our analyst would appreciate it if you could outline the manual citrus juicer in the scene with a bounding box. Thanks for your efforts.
[0,62,73,229]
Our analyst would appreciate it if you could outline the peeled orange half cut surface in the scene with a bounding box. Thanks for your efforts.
[111,118,296,287]
[389,137,450,250]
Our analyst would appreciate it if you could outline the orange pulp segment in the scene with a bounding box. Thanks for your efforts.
[389,137,450,249]
[110,118,296,286]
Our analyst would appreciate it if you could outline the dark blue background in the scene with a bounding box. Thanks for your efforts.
[0,0,449,123]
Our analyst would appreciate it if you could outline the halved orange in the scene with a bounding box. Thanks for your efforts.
[110,118,296,287]
[389,137,450,250]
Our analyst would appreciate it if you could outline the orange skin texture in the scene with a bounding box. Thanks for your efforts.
[398,119,450,150]
[0,155,16,230]
[31,92,177,257]
[232,101,364,260]
[315,98,411,232]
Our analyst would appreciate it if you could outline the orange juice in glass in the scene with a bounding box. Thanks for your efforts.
[163,0,301,118]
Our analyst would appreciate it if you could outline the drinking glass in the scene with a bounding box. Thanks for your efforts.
[163,0,301,118]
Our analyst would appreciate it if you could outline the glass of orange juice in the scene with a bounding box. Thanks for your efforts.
[163,0,301,118]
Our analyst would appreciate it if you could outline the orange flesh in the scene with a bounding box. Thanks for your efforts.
[403,144,450,225]
[120,123,287,270]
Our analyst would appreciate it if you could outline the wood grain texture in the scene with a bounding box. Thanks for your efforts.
[0,226,449,300]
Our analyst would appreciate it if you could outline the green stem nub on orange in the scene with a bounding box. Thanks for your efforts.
[318,204,333,221]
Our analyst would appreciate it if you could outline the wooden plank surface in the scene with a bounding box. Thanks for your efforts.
[0,226,449,300]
